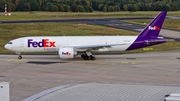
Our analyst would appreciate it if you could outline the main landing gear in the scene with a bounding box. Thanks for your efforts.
[16,52,22,59]
[81,54,95,60]
[81,51,96,60]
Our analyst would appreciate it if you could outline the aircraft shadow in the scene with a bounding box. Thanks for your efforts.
[27,61,68,65]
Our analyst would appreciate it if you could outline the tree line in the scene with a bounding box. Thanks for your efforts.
[0,0,180,12]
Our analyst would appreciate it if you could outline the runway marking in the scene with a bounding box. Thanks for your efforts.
[131,62,139,64]
[121,62,129,64]
[6,59,26,62]
[120,62,139,65]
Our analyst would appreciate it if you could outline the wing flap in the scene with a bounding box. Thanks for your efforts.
[74,44,126,51]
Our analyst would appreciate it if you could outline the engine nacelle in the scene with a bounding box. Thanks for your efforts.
[58,47,77,59]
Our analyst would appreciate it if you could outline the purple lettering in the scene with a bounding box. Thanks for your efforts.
[28,39,56,48]
[38,40,44,47]
[62,52,71,55]
[33,42,37,47]
[28,39,33,47]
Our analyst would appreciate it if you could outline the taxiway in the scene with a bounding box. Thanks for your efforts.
[0,50,180,100]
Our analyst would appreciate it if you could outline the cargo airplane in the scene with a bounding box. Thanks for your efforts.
[4,11,167,60]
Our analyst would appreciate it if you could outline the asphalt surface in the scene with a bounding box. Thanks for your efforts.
[0,17,152,24]
[1,50,180,101]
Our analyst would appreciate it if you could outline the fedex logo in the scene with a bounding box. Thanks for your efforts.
[148,26,160,30]
[28,39,55,48]
[62,52,71,55]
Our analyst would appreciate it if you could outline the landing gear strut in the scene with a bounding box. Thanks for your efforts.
[16,52,22,59]
[81,51,96,60]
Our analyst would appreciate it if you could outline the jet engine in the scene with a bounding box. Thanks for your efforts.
[58,47,77,59]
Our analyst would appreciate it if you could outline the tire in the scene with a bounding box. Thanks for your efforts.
[83,55,89,60]
[18,56,22,59]
[81,54,85,58]
[91,56,95,60]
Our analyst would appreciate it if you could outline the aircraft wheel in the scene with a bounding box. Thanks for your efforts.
[83,55,89,60]
[91,56,95,60]
[18,56,22,59]
[90,56,95,60]
[81,54,85,58]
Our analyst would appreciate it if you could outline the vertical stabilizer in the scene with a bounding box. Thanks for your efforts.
[138,11,167,38]
[126,11,167,51]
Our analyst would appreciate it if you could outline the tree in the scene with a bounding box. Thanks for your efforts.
[70,4,76,12]
[59,5,64,12]
[0,0,6,12]
[70,0,76,5]
[64,5,70,12]
[44,2,54,11]
[88,7,93,12]
[76,0,82,5]
[53,5,59,11]
[30,1,40,11]
[128,4,137,12]
[17,1,31,11]
[0,0,179,12]
[81,0,87,6]
[38,0,43,6]
[123,4,128,11]
[114,5,120,11]
[163,4,171,11]
[171,2,179,11]
[84,6,89,12]
[98,4,103,11]
[7,3,16,12]
[12,0,20,9]
[103,5,107,12]
[107,6,114,12]
[79,6,84,12]
[75,5,79,12]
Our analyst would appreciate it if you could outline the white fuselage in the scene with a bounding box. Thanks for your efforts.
[5,36,137,53]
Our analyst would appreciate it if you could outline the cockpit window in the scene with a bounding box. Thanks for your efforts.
[8,42,12,44]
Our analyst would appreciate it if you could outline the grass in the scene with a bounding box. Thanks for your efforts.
[122,19,180,30]
[1,11,180,20]
[0,23,179,54]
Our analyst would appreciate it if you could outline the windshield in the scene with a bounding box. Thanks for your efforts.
[8,42,12,44]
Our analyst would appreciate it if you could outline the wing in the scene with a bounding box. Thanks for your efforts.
[73,44,126,51]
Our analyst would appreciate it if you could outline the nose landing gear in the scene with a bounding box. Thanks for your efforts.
[18,55,22,59]
[16,52,22,59]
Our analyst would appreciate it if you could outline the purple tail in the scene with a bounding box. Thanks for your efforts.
[138,11,167,38]
[126,11,167,51]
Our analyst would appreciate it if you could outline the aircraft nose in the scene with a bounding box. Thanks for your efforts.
[4,44,10,50]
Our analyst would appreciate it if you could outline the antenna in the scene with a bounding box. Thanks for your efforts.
[4,4,7,15]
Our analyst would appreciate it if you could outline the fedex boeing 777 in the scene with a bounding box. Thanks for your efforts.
[4,11,167,60]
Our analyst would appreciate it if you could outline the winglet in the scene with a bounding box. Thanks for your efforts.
[138,11,167,38]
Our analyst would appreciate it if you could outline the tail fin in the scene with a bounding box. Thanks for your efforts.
[138,11,167,38]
